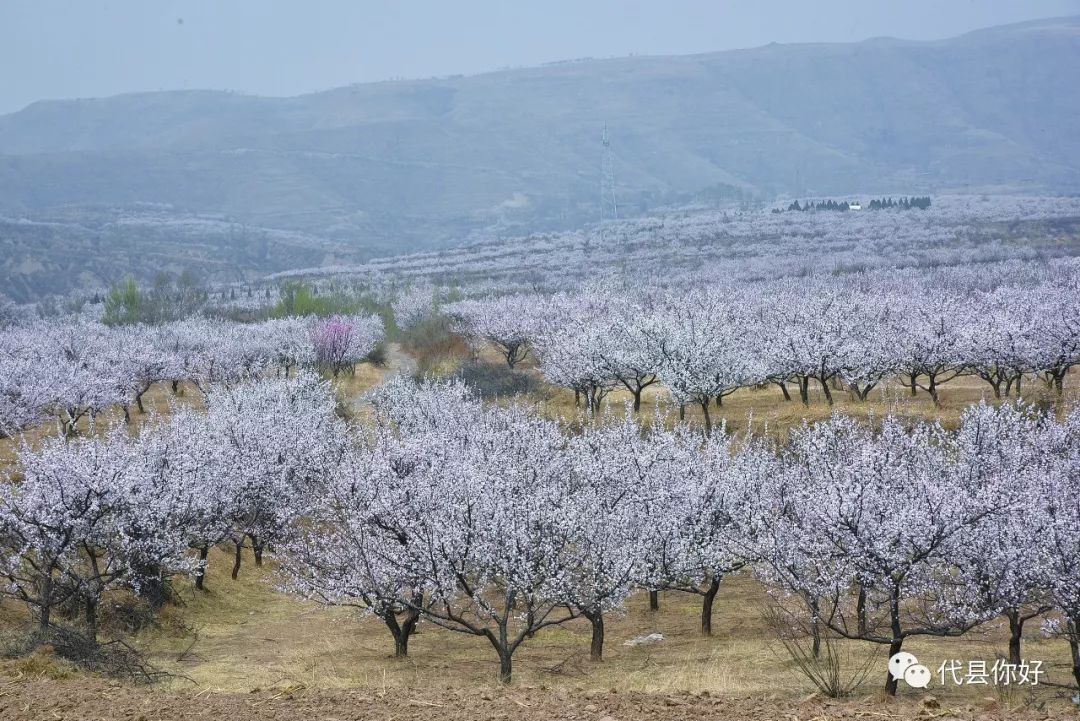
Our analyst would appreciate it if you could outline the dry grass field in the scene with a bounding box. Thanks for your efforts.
[2,344,1080,719]
[4,548,1078,718]
[134,556,1080,699]
[486,344,1080,439]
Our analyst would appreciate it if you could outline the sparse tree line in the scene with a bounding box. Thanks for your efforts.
[100,273,208,327]
[94,274,394,328]
[444,269,1080,431]
[0,313,384,438]
[1,373,1079,693]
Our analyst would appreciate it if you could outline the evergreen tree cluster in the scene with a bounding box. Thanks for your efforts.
[102,272,207,326]
[779,196,932,213]
[866,196,932,210]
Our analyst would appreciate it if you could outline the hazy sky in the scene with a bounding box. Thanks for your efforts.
[2,0,1078,114]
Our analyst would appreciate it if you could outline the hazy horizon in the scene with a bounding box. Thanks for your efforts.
[2,0,1078,114]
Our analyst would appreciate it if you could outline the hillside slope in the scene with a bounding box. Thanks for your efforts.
[0,16,1078,299]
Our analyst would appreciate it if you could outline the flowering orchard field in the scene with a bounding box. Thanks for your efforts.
[2,197,1080,713]
[0,314,384,438]
[270,195,1080,293]
[441,262,1080,425]
[3,369,1080,694]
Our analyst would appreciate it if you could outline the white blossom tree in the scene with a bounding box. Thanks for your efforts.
[1034,408,1080,690]
[894,292,968,406]
[0,429,194,640]
[559,416,651,659]
[649,289,762,433]
[776,415,1005,695]
[361,377,580,682]
[444,295,542,368]
[202,373,346,579]
[950,403,1053,665]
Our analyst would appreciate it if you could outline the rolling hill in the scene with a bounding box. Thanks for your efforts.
[0,15,1078,300]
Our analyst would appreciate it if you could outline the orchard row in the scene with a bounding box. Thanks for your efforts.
[4,258,1078,440]
[443,262,1080,431]
[0,313,383,437]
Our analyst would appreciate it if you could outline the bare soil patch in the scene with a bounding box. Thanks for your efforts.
[0,678,1069,721]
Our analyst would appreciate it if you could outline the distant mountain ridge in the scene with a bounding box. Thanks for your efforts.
[0,15,1078,299]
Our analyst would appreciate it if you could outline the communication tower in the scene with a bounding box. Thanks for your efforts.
[599,124,618,241]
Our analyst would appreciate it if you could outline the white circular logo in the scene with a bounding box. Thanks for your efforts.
[904,664,932,689]
[888,651,919,681]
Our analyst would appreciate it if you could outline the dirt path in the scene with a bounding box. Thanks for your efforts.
[348,342,418,412]
[384,342,419,379]
[0,678,1059,721]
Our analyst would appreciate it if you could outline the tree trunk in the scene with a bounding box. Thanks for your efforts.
[928,375,941,407]
[678,404,685,421]
[777,381,791,402]
[393,631,410,658]
[909,373,918,397]
[857,586,867,637]
[384,609,419,658]
[587,611,605,662]
[884,589,904,695]
[84,596,98,643]
[251,536,264,567]
[819,376,834,405]
[701,575,722,636]
[38,574,53,630]
[61,411,75,438]
[799,376,810,405]
[195,545,210,590]
[632,389,642,413]
[1007,610,1024,667]
[400,609,419,655]
[498,649,513,684]
[1069,619,1080,693]
[231,539,243,580]
[649,590,659,611]
[699,399,712,436]
[885,638,903,696]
